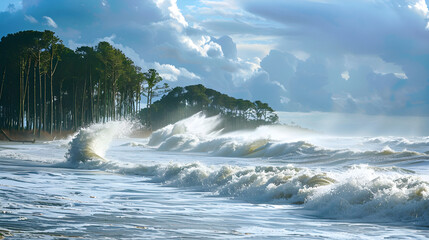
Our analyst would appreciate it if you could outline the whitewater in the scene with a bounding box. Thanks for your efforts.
[1,113,428,239]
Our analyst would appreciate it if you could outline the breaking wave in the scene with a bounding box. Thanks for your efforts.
[59,114,429,225]
[66,158,427,225]
[65,121,134,165]
[146,113,428,165]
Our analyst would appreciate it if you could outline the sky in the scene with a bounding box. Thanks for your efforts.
[1,0,429,116]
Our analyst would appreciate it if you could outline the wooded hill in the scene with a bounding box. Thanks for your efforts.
[139,84,278,131]
[0,30,168,135]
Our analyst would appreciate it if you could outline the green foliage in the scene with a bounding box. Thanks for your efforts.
[139,84,278,131]
[0,30,275,133]
[0,30,159,133]
[141,69,169,127]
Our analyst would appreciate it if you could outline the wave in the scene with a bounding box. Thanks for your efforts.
[72,159,427,225]
[65,121,134,165]
[148,112,223,146]
[365,137,429,150]
[58,117,429,225]
[144,113,428,166]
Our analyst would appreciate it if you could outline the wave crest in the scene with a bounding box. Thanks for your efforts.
[116,162,429,224]
[66,121,134,165]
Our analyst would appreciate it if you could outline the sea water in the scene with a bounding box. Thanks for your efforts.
[1,113,428,239]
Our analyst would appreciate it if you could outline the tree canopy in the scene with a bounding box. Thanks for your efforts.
[0,30,277,135]
[0,30,167,134]
[140,84,278,131]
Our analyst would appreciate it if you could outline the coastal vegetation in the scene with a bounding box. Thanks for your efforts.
[140,84,278,131]
[0,30,166,134]
[0,30,277,135]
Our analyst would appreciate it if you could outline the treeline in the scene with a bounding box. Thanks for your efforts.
[0,30,167,134]
[140,84,278,131]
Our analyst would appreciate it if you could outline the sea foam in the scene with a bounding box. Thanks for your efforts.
[115,162,429,225]
[66,121,134,165]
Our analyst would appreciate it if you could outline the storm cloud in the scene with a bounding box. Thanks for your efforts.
[1,0,428,115]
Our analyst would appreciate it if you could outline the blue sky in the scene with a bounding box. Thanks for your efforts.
[1,0,429,116]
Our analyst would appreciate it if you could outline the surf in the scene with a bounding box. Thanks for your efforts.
[144,113,429,167]
[56,113,429,225]
[114,161,429,225]
[65,121,134,166]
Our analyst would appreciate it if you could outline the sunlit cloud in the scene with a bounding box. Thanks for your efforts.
[43,16,57,28]
[0,0,428,115]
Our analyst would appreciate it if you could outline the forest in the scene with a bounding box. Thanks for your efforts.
[0,30,167,135]
[140,84,278,131]
[0,30,277,135]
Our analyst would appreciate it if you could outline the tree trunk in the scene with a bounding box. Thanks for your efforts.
[97,78,100,123]
[27,76,30,130]
[19,59,23,130]
[50,73,53,135]
[24,57,32,130]
[38,52,42,135]
[74,83,77,130]
[44,72,47,131]
[33,60,36,135]
[81,78,86,126]
[59,80,63,134]
[104,77,107,123]
[0,68,5,102]
[90,67,94,123]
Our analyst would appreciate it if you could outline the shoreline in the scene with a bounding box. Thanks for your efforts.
[0,129,75,142]
[0,128,152,143]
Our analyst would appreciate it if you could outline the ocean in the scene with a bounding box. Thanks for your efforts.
[1,113,428,239]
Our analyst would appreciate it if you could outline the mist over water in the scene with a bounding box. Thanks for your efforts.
[277,111,429,136]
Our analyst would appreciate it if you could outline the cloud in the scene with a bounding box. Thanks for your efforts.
[1,0,429,115]
[70,34,201,85]
[341,71,350,81]
[43,16,57,28]
[153,62,200,82]
[156,0,188,28]
[236,0,429,114]
[24,14,37,23]
[210,35,236,59]
[242,71,287,109]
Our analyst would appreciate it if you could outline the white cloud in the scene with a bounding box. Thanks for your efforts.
[3,0,427,114]
[290,50,310,61]
[43,16,57,28]
[394,72,408,79]
[155,0,188,28]
[71,35,200,83]
[180,35,224,58]
[24,15,38,23]
[344,54,406,77]
[412,0,428,15]
[153,62,200,81]
[341,71,350,80]
[236,43,271,59]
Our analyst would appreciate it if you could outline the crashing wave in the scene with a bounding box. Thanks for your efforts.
[116,162,429,225]
[60,115,429,225]
[144,113,428,164]
[65,121,134,165]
